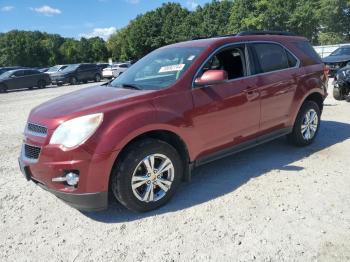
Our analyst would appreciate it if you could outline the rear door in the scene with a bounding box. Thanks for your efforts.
[7,70,25,90]
[249,42,300,132]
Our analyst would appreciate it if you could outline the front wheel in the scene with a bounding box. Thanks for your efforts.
[288,101,321,146]
[111,139,183,212]
[69,77,78,85]
[37,80,46,89]
[0,84,7,93]
[333,86,345,101]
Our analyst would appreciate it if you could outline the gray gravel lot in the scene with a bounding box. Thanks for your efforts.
[0,81,349,262]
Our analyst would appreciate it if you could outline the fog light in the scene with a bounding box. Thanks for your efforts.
[66,172,79,186]
[52,172,79,186]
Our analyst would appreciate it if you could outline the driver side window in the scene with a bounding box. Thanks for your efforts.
[201,46,247,80]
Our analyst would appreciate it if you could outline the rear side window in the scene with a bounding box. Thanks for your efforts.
[252,43,294,73]
[294,41,322,64]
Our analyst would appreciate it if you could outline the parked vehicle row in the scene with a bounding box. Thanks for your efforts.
[0,62,132,92]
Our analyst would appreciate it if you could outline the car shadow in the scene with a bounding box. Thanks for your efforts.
[83,120,350,223]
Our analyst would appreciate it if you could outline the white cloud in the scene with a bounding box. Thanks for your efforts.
[1,6,14,12]
[126,0,140,4]
[31,5,61,16]
[80,27,117,40]
[187,0,199,10]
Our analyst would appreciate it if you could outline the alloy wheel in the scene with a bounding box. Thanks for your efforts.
[301,108,318,140]
[131,154,174,203]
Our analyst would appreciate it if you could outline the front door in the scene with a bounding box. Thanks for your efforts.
[190,44,261,157]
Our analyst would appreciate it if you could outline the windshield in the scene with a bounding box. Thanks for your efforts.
[331,47,350,56]
[47,66,61,73]
[110,47,204,90]
[62,64,79,72]
[0,71,13,79]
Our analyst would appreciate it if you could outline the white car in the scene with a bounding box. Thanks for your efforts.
[46,65,68,75]
[102,63,131,79]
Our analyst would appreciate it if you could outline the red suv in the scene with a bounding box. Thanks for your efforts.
[19,32,328,212]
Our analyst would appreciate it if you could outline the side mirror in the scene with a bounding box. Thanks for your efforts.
[194,70,228,87]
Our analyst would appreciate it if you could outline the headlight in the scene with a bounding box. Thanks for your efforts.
[50,113,103,148]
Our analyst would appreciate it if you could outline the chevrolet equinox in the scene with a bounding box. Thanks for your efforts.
[19,31,328,212]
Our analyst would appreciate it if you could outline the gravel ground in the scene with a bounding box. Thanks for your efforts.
[0,81,349,262]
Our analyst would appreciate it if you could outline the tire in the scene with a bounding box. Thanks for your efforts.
[37,80,46,89]
[57,83,63,86]
[287,100,321,146]
[333,86,345,101]
[95,74,101,82]
[0,84,7,93]
[111,138,183,212]
[69,77,78,85]
[82,80,88,84]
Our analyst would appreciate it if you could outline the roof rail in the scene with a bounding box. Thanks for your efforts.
[192,34,237,40]
[237,31,296,36]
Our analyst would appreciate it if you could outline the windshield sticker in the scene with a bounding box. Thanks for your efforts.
[159,64,185,73]
[187,55,196,61]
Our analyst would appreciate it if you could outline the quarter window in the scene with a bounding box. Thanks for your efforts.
[253,43,296,73]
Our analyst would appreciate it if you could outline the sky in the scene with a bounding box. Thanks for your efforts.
[0,0,212,39]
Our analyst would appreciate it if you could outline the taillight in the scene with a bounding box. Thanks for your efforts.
[324,65,330,77]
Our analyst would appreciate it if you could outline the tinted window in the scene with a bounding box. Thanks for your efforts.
[119,64,129,68]
[13,70,24,77]
[253,43,290,73]
[295,41,322,64]
[286,51,298,67]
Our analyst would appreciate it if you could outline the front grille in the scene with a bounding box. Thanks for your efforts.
[26,123,48,137]
[24,144,41,160]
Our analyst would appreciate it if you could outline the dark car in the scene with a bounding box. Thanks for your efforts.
[19,31,328,212]
[50,63,102,86]
[323,45,350,76]
[0,66,25,75]
[0,69,50,92]
[333,65,350,101]
[97,63,110,71]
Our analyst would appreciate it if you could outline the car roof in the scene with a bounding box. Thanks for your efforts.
[163,34,307,50]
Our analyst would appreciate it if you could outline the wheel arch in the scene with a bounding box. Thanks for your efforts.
[109,129,192,191]
[291,90,325,125]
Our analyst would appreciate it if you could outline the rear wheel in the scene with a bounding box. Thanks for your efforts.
[69,77,78,85]
[288,101,321,146]
[111,139,183,212]
[95,74,101,82]
[37,80,46,89]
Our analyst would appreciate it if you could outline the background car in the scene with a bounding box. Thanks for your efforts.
[45,65,68,75]
[0,66,25,76]
[323,45,350,76]
[102,62,131,79]
[333,65,350,101]
[0,69,50,92]
[50,63,102,86]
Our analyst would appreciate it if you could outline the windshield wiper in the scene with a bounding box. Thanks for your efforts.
[119,84,142,90]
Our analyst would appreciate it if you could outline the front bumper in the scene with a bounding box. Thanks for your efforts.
[51,76,69,84]
[37,182,108,211]
[18,135,118,211]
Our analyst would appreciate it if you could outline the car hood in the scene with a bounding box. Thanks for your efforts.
[29,85,155,129]
[323,55,350,63]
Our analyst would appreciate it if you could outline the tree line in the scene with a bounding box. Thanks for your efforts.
[0,0,349,67]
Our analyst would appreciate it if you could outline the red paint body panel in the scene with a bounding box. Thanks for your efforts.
[19,34,328,206]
